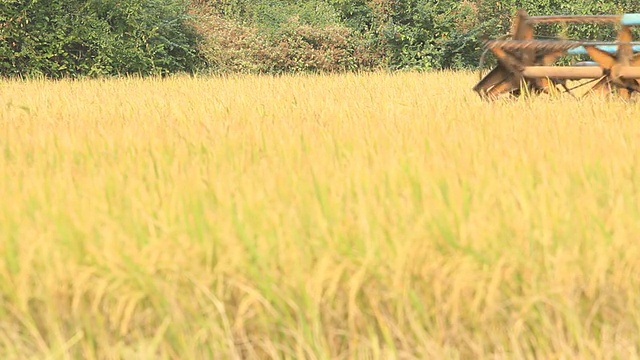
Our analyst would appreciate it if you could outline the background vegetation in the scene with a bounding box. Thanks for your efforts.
[2,0,640,77]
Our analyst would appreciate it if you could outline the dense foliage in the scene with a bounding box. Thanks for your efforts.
[1,0,640,77]
[0,0,201,78]
[195,0,640,73]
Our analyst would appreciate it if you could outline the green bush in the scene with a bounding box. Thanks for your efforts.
[380,0,481,70]
[203,0,340,30]
[262,21,382,73]
[0,0,202,78]
[191,1,385,75]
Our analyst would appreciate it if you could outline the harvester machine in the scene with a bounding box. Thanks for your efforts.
[474,9,640,99]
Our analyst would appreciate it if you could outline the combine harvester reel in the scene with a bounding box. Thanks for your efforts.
[474,9,640,100]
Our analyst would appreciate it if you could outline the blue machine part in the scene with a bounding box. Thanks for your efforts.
[621,13,640,26]
[567,45,640,55]
[574,61,599,66]
[564,14,640,55]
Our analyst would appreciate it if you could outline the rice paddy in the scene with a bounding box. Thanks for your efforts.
[1,71,639,359]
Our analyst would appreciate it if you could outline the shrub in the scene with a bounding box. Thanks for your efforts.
[0,0,202,78]
[190,2,385,75]
[261,21,381,74]
[188,4,267,74]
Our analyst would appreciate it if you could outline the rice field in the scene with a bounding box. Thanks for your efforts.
[1,71,640,359]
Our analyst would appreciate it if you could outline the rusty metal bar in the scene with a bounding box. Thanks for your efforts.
[618,66,640,78]
[484,40,640,52]
[526,14,640,25]
[522,66,603,79]
[528,15,621,24]
[484,40,580,51]
[522,66,640,79]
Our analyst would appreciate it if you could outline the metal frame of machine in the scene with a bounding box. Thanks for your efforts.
[473,10,640,99]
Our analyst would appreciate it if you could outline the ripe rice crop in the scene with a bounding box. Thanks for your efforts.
[1,71,640,359]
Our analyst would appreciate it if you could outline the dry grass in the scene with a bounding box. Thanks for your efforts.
[1,71,640,359]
